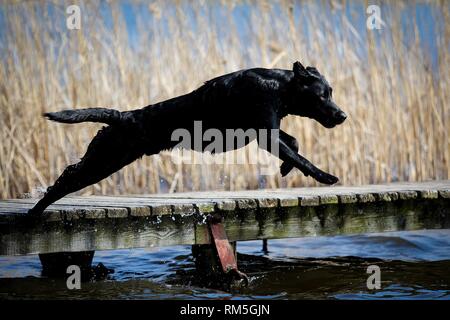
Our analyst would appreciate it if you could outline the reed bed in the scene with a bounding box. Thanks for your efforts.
[0,0,448,199]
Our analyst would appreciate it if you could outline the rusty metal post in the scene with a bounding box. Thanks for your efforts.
[192,215,248,289]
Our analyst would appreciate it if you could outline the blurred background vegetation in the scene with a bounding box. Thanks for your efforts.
[0,0,448,199]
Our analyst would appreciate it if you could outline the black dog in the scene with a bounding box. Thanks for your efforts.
[28,61,346,215]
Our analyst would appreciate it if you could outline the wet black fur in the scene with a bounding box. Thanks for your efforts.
[29,61,347,216]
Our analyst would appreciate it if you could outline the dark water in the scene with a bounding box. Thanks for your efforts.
[0,229,449,300]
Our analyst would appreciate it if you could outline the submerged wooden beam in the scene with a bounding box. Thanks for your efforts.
[0,181,449,255]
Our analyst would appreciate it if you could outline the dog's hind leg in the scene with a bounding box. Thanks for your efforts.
[28,126,144,216]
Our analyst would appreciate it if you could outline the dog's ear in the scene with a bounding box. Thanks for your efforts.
[305,66,322,80]
[293,61,309,79]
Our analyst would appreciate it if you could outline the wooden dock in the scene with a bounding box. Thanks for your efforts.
[0,180,449,256]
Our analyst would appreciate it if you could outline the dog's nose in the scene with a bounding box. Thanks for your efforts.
[335,111,347,124]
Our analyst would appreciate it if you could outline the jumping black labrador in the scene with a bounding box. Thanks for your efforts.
[28,61,347,215]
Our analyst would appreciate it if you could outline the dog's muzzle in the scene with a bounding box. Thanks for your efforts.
[333,110,347,124]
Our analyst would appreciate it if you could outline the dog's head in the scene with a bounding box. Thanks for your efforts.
[287,61,347,128]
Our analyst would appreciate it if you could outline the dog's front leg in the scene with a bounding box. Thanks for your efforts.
[280,141,338,184]
[279,130,299,177]
[261,133,338,185]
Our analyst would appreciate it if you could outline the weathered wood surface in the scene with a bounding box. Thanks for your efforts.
[0,181,449,255]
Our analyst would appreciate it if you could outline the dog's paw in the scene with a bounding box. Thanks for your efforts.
[280,162,294,177]
[314,172,339,185]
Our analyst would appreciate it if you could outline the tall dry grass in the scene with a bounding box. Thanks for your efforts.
[0,0,448,199]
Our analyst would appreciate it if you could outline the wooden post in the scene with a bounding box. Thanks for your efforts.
[192,244,224,281]
[39,251,95,281]
[192,241,244,290]
[193,241,237,274]
[192,215,248,290]
[262,239,268,254]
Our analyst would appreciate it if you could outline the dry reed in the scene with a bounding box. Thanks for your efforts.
[0,0,448,199]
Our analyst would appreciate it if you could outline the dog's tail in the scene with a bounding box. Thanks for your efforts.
[43,108,122,125]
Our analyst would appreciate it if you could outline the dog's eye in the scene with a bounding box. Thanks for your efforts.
[321,89,331,100]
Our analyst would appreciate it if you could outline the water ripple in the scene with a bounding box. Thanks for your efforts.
[0,229,449,299]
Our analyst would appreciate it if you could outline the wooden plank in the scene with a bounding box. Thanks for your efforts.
[54,197,152,217]
[300,196,320,206]
[2,199,125,219]
[1,197,448,256]
[139,181,449,199]
[0,205,61,222]
[67,196,210,216]
[0,181,448,255]
[196,199,450,244]
[0,215,197,256]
